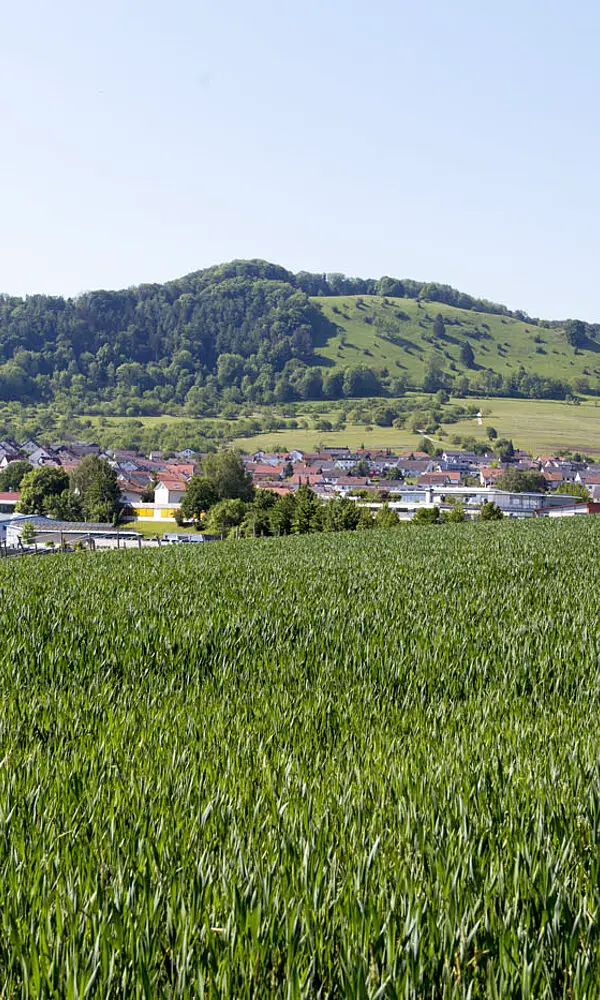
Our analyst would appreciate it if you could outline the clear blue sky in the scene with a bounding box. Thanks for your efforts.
[1,0,598,319]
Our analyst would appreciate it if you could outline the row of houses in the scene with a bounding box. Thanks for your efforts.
[240,446,600,502]
[4,438,600,524]
[0,439,197,521]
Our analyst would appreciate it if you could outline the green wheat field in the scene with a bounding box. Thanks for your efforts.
[2,519,600,997]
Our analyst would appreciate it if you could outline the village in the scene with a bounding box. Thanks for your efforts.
[0,435,599,552]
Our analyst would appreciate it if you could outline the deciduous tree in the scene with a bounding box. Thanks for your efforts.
[17,467,70,515]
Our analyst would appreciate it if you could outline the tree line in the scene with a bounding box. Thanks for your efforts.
[176,453,507,537]
[0,259,593,418]
[3,456,121,523]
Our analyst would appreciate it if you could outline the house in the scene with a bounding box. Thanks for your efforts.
[290,462,321,477]
[130,458,170,474]
[20,439,43,456]
[398,451,431,460]
[52,442,100,462]
[330,476,371,494]
[321,447,352,459]
[0,492,20,515]
[114,459,141,473]
[551,462,577,482]
[575,471,600,487]
[417,472,461,487]
[247,463,285,482]
[395,460,434,477]
[165,463,196,479]
[27,447,57,467]
[369,456,403,474]
[117,479,150,504]
[302,452,334,464]
[479,467,505,487]
[289,473,325,488]
[0,441,24,468]
[111,449,141,462]
[541,459,577,481]
[543,470,566,487]
[441,450,478,470]
[154,479,187,505]
[257,482,295,496]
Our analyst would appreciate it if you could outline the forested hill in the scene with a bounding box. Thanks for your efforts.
[0,259,598,415]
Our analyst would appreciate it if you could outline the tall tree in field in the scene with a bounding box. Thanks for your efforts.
[479,501,503,520]
[460,342,475,369]
[71,455,121,522]
[554,482,590,501]
[292,486,322,534]
[496,467,546,493]
[202,452,254,501]
[269,493,296,536]
[422,355,446,393]
[180,476,218,521]
[433,314,446,338]
[19,520,37,545]
[564,319,586,348]
[206,499,248,538]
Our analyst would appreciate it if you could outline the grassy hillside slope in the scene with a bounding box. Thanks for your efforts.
[312,295,598,385]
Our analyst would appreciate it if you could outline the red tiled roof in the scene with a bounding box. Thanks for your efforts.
[291,473,324,485]
[259,485,294,496]
[331,476,369,487]
[0,492,20,502]
[289,463,318,475]
[165,463,195,477]
[156,478,187,490]
[248,464,285,477]
[118,480,147,495]
[418,473,453,485]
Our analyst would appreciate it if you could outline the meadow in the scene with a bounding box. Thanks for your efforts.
[232,396,600,456]
[312,294,600,384]
[130,519,200,536]
[2,519,600,996]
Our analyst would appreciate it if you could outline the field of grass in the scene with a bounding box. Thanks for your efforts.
[232,421,418,454]
[312,294,600,385]
[232,395,600,456]
[3,520,600,994]
[129,519,201,536]
[442,396,600,455]
[86,414,188,427]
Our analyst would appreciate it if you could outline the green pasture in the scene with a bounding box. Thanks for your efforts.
[312,294,600,383]
[232,395,600,456]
